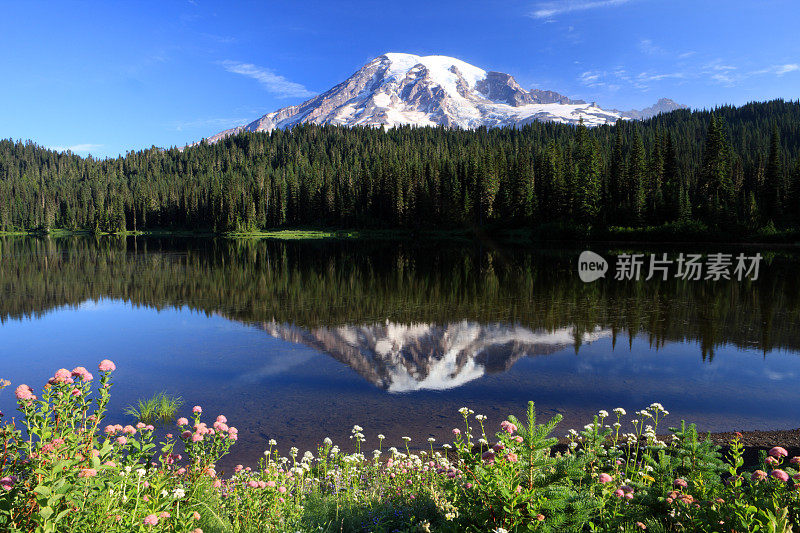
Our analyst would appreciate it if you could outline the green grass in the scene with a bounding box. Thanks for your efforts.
[124,391,183,425]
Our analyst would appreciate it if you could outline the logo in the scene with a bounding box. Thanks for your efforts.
[578,251,608,283]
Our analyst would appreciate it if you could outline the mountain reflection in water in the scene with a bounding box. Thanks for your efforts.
[262,321,610,392]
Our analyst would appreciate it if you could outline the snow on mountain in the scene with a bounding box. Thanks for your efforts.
[259,320,610,392]
[621,98,689,120]
[202,53,633,143]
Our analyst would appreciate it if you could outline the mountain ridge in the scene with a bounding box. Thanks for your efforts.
[200,53,686,144]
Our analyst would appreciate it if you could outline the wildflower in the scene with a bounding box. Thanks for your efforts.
[323,437,332,446]
[428,437,435,443]
[177,417,189,426]
[506,452,518,463]
[614,489,625,498]
[115,437,127,445]
[452,428,461,435]
[500,420,517,434]
[613,407,626,416]
[513,435,523,443]
[192,511,201,520]
[278,486,286,493]
[173,487,186,498]
[14,384,36,401]
[136,468,146,477]
[143,514,158,526]
[635,522,646,530]
[158,512,170,519]
[769,446,789,458]
[402,436,411,442]
[475,414,487,421]
[98,359,116,372]
[268,438,277,446]
[771,469,789,482]
[192,405,202,414]
[751,470,767,481]
[1,476,16,491]
[458,407,469,415]
[598,410,609,418]
[78,468,97,478]
[673,478,688,488]
[598,473,613,483]
[71,367,93,381]
[765,456,779,466]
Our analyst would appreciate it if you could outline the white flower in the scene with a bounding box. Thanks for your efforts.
[323,437,332,446]
[458,407,470,416]
[136,468,146,478]
[352,425,363,432]
[402,436,411,442]
[173,487,185,499]
[442,444,452,449]
[377,434,385,440]
[268,439,277,446]
[427,437,435,443]
[475,414,487,421]
[478,438,488,445]
[613,408,627,416]
[598,410,609,418]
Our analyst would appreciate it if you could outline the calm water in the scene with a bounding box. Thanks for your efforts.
[1,236,799,468]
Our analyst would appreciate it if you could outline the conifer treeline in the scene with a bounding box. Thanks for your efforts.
[1,99,799,233]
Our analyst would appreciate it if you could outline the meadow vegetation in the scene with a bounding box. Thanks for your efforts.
[1,362,798,532]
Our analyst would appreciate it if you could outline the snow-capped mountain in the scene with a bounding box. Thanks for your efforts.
[259,320,610,392]
[204,53,645,143]
[621,98,688,120]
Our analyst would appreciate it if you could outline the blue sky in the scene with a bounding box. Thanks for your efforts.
[1,0,798,158]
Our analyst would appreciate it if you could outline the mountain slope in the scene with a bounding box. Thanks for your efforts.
[204,53,632,143]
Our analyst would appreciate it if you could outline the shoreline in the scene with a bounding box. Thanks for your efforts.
[2,227,800,246]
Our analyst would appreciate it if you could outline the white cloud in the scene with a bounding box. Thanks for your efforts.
[49,143,103,153]
[751,63,799,76]
[219,60,315,98]
[529,0,634,19]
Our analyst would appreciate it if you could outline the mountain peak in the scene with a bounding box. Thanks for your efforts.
[200,53,682,144]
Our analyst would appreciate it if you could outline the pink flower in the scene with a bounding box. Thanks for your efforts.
[104,425,117,435]
[52,369,72,383]
[71,367,93,381]
[123,425,136,435]
[192,511,201,520]
[177,417,189,426]
[513,435,524,443]
[15,384,36,401]
[769,446,788,458]
[1,476,15,491]
[452,428,461,435]
[70,389,81,397]
[492,442,505,452]
[136,422,145,429]
[751,470,767,481]
[234,465,243,473]
[212,478,222,488]
[790,456,800,466]
[143,514,158,526]
[181,430,192,440]
[771,469,790,482]
[598,473,613,483]
[614,489,625,498]
[765,456,779,466]
[673,478,688,488]
[192,405,202,414]
[248,480,258,488]
[216,415,227,424]
[506,453,518,463]
[98,359,116,372]
[191,433,203,443]
[159,512,170,519]
[500,420,518,434]
[266,480,276,487]
[78,468,97,478]
[278,486,287,493]
[115,436,127,445]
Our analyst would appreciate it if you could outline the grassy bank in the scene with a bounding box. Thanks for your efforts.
[4,222,800,245]
[1,362,799,532]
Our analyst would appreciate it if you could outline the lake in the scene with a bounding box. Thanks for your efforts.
[1,236,798,469]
